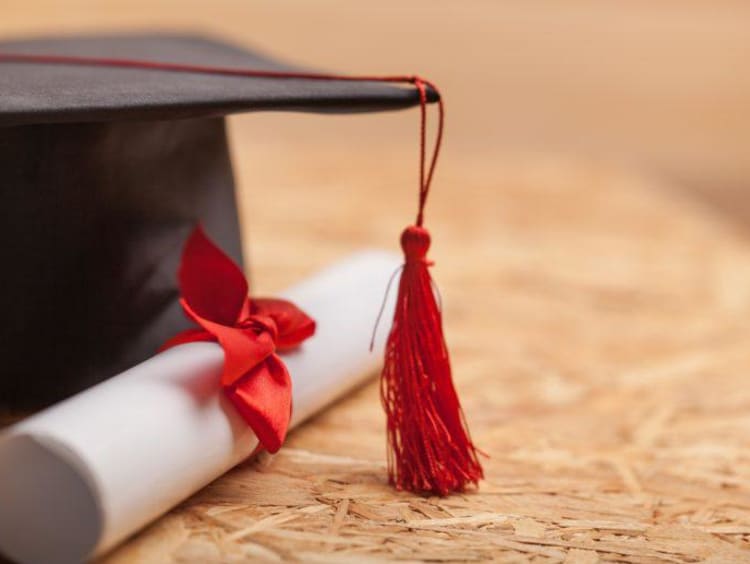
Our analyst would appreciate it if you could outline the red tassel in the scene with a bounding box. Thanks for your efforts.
[380,225,483,495]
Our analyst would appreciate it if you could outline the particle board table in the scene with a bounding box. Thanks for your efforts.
[96,145,750,563]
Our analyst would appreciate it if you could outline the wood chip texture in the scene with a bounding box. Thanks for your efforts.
[96,143,750,563]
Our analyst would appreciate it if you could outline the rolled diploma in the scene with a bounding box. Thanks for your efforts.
[0,250,400,564]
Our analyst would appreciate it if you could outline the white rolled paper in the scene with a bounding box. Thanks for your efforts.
[0,250,400,564]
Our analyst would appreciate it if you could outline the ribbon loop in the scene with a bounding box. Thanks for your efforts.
[161,226,316,453]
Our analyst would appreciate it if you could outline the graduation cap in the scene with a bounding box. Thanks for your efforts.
[0,33,482,495]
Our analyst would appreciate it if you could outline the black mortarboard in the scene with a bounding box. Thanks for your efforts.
[0,33,432,409]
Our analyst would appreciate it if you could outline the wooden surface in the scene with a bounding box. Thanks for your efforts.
[97,153,750,562]
[3,2,750,562]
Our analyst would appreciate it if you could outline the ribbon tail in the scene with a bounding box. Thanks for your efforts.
[224,354,292,453]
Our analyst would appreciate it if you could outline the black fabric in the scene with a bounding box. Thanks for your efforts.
[0,33,437,127]
[0,117,242,408]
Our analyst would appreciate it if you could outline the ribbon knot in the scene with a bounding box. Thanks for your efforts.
[161,226,316,453]
[237,314,279,343]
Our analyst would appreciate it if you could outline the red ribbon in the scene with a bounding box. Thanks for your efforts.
[161,226,315,453]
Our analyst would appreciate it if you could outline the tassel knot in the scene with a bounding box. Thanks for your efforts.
[401,225,431,262]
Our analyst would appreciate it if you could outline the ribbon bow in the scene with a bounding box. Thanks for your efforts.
[161,226,316,453]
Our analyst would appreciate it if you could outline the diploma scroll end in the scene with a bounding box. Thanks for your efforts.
[0,432,103,564]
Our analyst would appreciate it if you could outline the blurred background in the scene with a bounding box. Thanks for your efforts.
[3,0,749,232]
